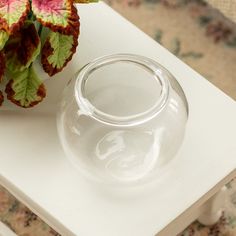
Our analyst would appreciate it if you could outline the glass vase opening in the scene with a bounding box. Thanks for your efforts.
[75,54,170,127]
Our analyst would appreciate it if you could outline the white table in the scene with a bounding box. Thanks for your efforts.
[0,3,236,236]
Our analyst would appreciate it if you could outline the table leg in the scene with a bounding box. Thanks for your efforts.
[197,186,227,226]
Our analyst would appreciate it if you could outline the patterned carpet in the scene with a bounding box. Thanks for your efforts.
[1,0,236,235]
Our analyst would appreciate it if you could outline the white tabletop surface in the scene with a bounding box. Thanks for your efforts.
[0,3,236,236]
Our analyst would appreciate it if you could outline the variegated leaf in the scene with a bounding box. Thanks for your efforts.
[5,22,41,74]
[32,0,80,35]
[0,0,30,35]
[5,65,46,108]
[41,30,78,76]
[0,30,8,50]
[0,51,5,81]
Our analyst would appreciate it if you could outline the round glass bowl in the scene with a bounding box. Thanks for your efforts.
[57,54,188,186]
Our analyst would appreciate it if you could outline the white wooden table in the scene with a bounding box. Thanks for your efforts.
[0,3,236,236]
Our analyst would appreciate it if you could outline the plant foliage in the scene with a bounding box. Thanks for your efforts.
[0,0,92,108]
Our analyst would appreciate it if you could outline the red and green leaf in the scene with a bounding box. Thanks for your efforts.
[32,0,80,35]
[0,90,3,106]
[41,28,78,76]
[5,65,46,108]
[0,30,9,50]
[4,21,41,74]
[0,51,5,81]
[0,0,30,35]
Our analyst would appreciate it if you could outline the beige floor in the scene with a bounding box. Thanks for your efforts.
[106,0,236,100]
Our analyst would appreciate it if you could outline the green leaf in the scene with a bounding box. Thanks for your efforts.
[0,0,30,35]
[5,22,41,74]
[32,0,80,35]
[41,31,78,76]
[0,30,9,50]
[5,66,46,108]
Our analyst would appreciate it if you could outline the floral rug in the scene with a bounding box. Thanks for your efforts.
[1,0,236,235]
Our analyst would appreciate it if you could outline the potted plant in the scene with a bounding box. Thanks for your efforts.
[0,0,95,108]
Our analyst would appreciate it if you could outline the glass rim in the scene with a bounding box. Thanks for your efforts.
[74,54,170,127]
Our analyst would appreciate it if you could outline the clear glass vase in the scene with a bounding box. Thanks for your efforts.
[57,54,188,186]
